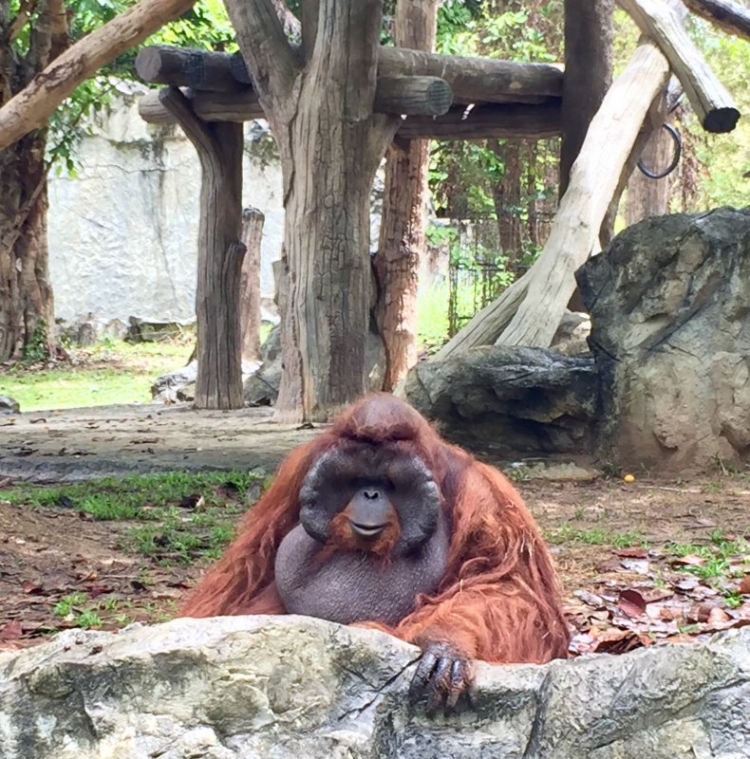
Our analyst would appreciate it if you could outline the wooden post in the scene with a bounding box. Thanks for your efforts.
[240,206,264,363]
[160,87,245,410]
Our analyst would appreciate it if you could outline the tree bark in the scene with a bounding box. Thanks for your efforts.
[0,134,55,361]
[160,88,245,410]
[560,0,614,197]
[225,0,399,421]
[374,0,439,393]
[0,0,68,360]
[240,207,264,363]
[492,140,523,257]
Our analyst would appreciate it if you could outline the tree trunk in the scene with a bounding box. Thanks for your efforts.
[160,88,245,410]
[374,0,438,393]
[240,206,264,363]
[0,132,55,361]
[226,0,399,422]
[560,0,614,196]
[492,139,523,257]
[625,123,673,224]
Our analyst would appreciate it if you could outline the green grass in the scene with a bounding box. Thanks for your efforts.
[0,339,191,412]
[548,522,647,548]
[3,470,265,564]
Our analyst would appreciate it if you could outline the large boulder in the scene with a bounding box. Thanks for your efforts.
[405,346,598,456]
[0,617,748,758]
[577,208,750,471]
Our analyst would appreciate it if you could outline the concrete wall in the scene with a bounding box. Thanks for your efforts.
[48,84,284,325]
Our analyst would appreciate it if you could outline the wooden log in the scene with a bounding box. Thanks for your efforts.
[398,102,562,140]
[373,75,452,116]
[141,43,563,105]
[139,89,561,140]
[618,0,740,132]
[240,207,264,363]
[0,0,196,151]
[377,47,563,104]
[682,0,750,41]
[139,88,265,124]
[159,87,246,410]
[135,46,247,92]
[435,39,671,359]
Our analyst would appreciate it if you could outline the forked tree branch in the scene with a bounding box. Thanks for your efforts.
[223,0,300,102]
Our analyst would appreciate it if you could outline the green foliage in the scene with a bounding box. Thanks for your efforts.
[22,319,49,362]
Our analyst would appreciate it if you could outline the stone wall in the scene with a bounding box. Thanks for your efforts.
[48,84,285,325]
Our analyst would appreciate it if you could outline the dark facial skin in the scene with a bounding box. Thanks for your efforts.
[274,444,449,626]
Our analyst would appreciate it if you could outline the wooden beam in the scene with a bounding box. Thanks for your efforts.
[377,47,563,104]
[139,89,561,140]
[138,44,563,105]
[398,102,562,140]
[135,46,249,92]
[374,75,452,116]
[618,0,740,132]
[682,0,750,41]
[139,75,453,121]
[139,88,265,124]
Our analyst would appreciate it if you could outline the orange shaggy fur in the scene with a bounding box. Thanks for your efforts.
[180,393,570,665]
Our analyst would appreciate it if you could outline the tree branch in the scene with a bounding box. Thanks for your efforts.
[223,0,300,102]
[9,0,36,42]
[0,0,197,151]
[682,0,750,41]
[301,0,319,60]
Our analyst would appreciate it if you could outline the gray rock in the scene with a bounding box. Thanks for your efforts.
[0,617,747,758]
[244,359,281,406]
[151,360,198,402]
[577,207,750,471]
[126,317,196,343]
[551,310,592,356]
[405,345,598,456]
[0,395,20,415]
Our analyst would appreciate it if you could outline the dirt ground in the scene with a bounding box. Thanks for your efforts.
[1,402,749,653]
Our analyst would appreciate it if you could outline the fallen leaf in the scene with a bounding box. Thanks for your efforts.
[673,555,705,567]
[614,548,648,559]
[591,628,645,655]
[618,589,647,617]
[707,607,731,625]
[0,621,22,641]
[738,575,750,595]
